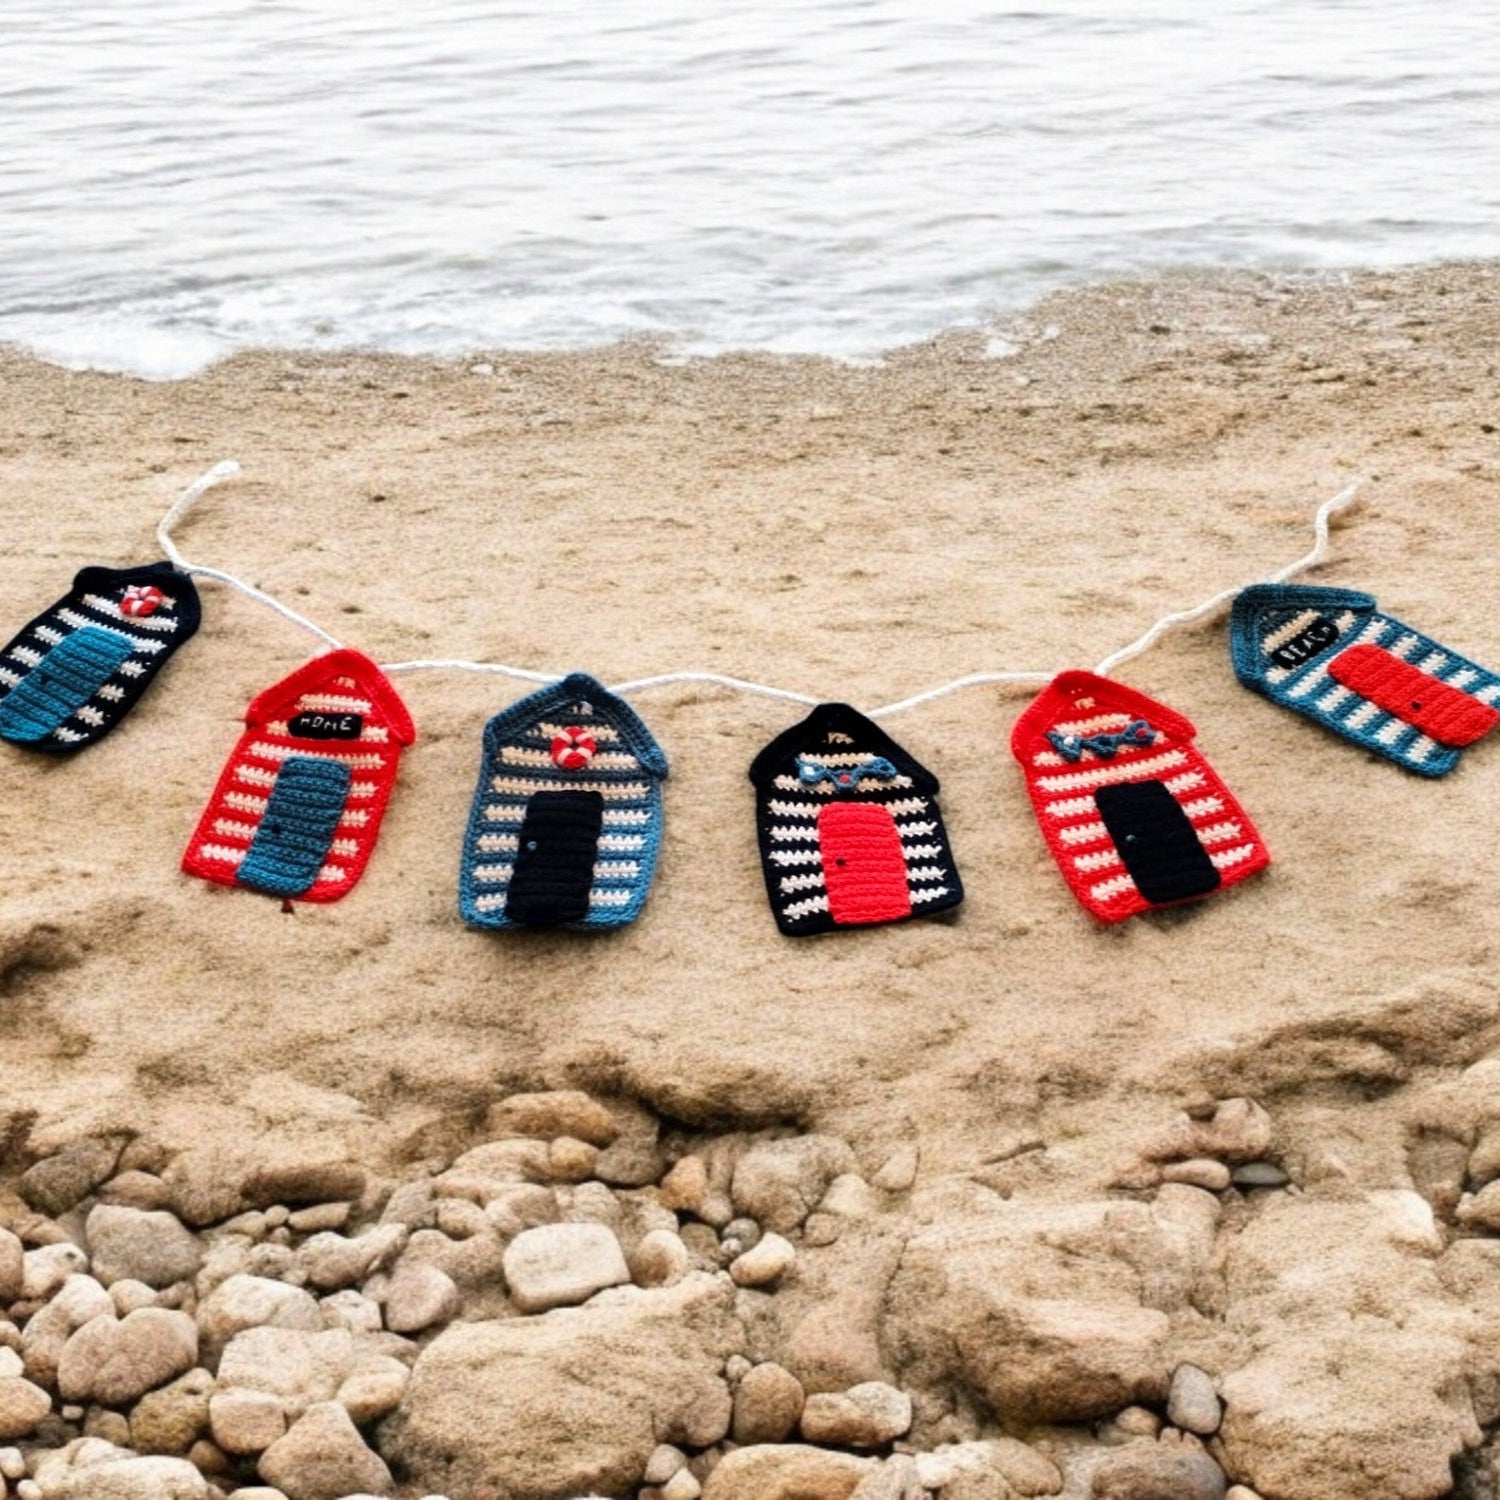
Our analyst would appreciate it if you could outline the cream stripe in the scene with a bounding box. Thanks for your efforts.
[783,894,831,921]
[1211,843,1257,870]
[234,765,279,788]
[1074,849,1120,873]
[224,791,268,814]
[1090,873,1137,902]
[1035,749,1188,794]
[537,721,620,742]
[772,774,914,794]
[213,819,256,841]
[906,864,948,884]
[768,848,821,868]
[1261,608,1323,654]
[1179,796,1225,819]
[910,884,953,906]
[490,776,649,800]
[590,889,632,908]
[1059,821,1108,846]
[315,864,347,883]
[1344,701,1381,730]
[196,843,245,866]
[57,609,160,650]
[297,693,373,713]
[1051,712,1132,736]
[248,741,387,770]
[779,872,826,895]
[81,595,181,633]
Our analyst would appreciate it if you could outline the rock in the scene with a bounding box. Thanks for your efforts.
[0,1376,49,1439]
[110,1279,158,1316]
[1224,1489,1262,1500]
[850,1455,922,1500]
[129,1368,214,1454]
[594,1136,667,1188]
[631,1229,691,1288]
[21,1274,113,1387]
[257,1401,393,1500]
[216,1327,361,1416]
[732,1137,857,1233]
[383,1273,740,1496]
[1231,1162,1289,1188]
[85,1205,202,1289]
[20,1143,121,1218]
[659,1157,710,1215]
[437,1140,552,1203]
[730,1232,795,1288]
[241,1162,367,1213]
[57,1309,198,1405]
[664,1469,704,1500]
[1458,1181,1500,1231]
[486,1091,620,1148]
[46,1449,209,1499]
[197,1276,323,1359]
[800,1382,912,1447]
[872,1145,919,1194]
[382,1262,459,1333]
[646,1443,688,1484]
[820,1176,878,1219]
[23,1243,89,1302]
[733,1361,805,1443]
[722,1218,762,1254]
[298,1225,406,1292]
[886,1198,1180,1422]
[320,1290,383,1334]
[335,1355,410,1424]
[0,1229,23,1303]
[1168,1364,1222,1435]
[502,1222,630,1313]
[286,1203,351,1234]
[1161,1160,1232,1192]
[97,1172,173,1211]
[1091,1444,1227,1500]
[702,1444,874,1499]
[915,1442,1061,1496]
[210,1388,288,1454]
[1110,1407,1162,1439]
[547,1137,600,1183]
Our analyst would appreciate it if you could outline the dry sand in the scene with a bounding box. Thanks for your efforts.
[4,262,1500,1496]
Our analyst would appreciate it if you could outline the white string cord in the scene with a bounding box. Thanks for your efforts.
[158,460,345,652]
[158,462,1361,715]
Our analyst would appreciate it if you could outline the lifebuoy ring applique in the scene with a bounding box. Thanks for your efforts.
[551,726,597,771]
[120,584,166,618]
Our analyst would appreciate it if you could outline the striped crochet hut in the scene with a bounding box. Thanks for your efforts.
[459,673,668,931]
[1230,583,1500,777]
[748,702,963,936]
[182,649,416,902]
[1012,671,1269,923]
[0,562,201,751]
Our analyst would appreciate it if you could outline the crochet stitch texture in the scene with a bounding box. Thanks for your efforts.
[1229,583,1500,777]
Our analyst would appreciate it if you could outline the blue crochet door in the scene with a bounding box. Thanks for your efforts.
[0,626,135,743]
[238,756,352,897]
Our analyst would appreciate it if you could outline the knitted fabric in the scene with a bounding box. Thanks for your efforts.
[1229,584,1500,777]
[459,672,669,931]
[1011,671,1270,923]
[182,649,416,903]
[749,703,964,937]
[0,562,201,752]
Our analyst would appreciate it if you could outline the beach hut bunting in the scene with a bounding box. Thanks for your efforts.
[0,562,201,752]
[459,672,668,931]
[182,649,416,902]
[1229,584,1500,777]
[1012,671,1269,923]
[748,703,963,936]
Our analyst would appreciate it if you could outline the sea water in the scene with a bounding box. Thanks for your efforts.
[2,0,1498,377]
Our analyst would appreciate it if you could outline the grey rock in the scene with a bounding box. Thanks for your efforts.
[502,1222,630,1313]
[20,1143,121,1218]
[1231,1162,1289,1188]
[257,1401,393,1500]
[1168,1363,1223,1435]
[86,1205,203,1289]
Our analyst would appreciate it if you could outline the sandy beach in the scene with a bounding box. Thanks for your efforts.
[4,262,1500,1498]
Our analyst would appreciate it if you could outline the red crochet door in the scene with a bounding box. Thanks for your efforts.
[819,802,912,926]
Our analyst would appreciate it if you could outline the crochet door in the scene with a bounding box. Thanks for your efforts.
[459,673,669,931]
[0,562,201,752]
[749,702,963,936]
[1012,671,1270,922]
[1229,584,1500,777]
[182,649,416,902]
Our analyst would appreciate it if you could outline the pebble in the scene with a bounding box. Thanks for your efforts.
[57,1308,199,1405]
[129,1367,215,1455]
[502,1222,630,1313]
[663,1469,703,1500]
[0,1229,23,1304]
[547,1137,601,1184]
[286,1203,352,1234]
[871,1144,919,1193]
[242,1163,367,1212]
[645,1442,688,1484]
[658,1156,709,1215]
[257,1401,394,1500]
[86,1205,203,1289]
[19,1142,120,1217]
[335,1355,411,1423]
[1168,1363,1223,1435]
[210,1387,288,1454]
[820,1174,878,1218]
[320,1291,383,1334]
[1225,1489,1264,1500]
[97,1172,173,1211]
[435,1198,488,1240]
[22,1243,89,1302]
[1091,1444,1227,1500]
[732,1361,805,1443]
[486,1091,620,1148]
[110,1279,159,1317]
[800,1381,913,1447]
[803,1214,842,1248]
[298,1225,407,1292]
[729,1232,796,1288]
[0,1375,50,1439]
[382,1262,460,1334]
[197,1275,323,1359]
[1458,1180,1500,1231]
[721,1218,762,1253]
[1110,1406,1162,1439]
[630,1229,691,1288]
[1162,1159,1232,1192]
[1231,1161,1289,1188]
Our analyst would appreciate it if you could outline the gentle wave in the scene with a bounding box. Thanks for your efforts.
[3,0,1499,378]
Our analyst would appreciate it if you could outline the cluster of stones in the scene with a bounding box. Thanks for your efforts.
[0,1089,1322,1500]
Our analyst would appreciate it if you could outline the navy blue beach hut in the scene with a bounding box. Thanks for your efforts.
[459,673,669,930]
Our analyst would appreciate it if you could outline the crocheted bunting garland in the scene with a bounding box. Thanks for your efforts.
[459,673,669,931]
[0,562,201,752]
[748,703,964,937]
[182,649,416,902]
[1011,671,1270,923]
[1230,584,1500,777]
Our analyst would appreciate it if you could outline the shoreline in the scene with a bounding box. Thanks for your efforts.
[3,259,1500,1497]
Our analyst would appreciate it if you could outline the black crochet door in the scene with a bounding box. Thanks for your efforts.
[1093,779,1221,905]
[505,791,605,926]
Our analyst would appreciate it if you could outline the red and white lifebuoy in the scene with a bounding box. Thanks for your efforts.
[120,584,165,619]
[551,726,597,771]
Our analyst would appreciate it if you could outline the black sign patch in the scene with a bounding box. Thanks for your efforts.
[289,711,364,740]
[1269,616,1339,671]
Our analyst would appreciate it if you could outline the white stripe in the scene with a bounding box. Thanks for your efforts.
[81,595,181,633]
[768,847,821,868]
[330,839,359,858]
[1043,795,1096,820]
[901,843,943,860]
[490,776,649,801]
[499,744,641,771]
[234,765,279,788]
[213,819,257,841]
[97,684,124,702]
[883,798,931,817]
[1316,685,1353,713]
[473,864,514,883]
[769,824,819,843]
[537,720,619,743]
[56,609,160,650]
[0,666,20,686]
[1344,701,1382,730]
[1389,633,1420,660]
[224,791,268,814]
[341,809,369,827]
[1261,608,1323,654]
[1179,796,1225,819]
[50,727,84,742]
[1374,718,1405,746]
[910,884,953,906]
[1164,771,1206,796]
[799,751,894,767]
[599,833,646,853]
[767,799,820,819]
[1035,749,1189,794]
[33,625,63,645]
[248,741,387,770]
[1446,667,1479,690]
[477,833,519,853]
[593,860,640,879]
[1196,821,1243,846]
[1417,651,1447,674]
[1059,821,1107,846]
[119,661,145,678]
[1211,843,1257,870]
[349,781,376,799]
[590,888,632,908]
[782,894,831,921]
[75,705,105,727]
[1478,683,1500,706]
[297,693,373,713]
[896,820,939,838]
[779,872,827,895]
[316,864,347,883]
[906,864,947,884]
[196,843,245,865]
[1089,873,1137,902]
[1405,735,1437,765]
[772,774,914,795]
[472,893,507,912]
[10,645,43,667]
[1074,849,1120,873]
